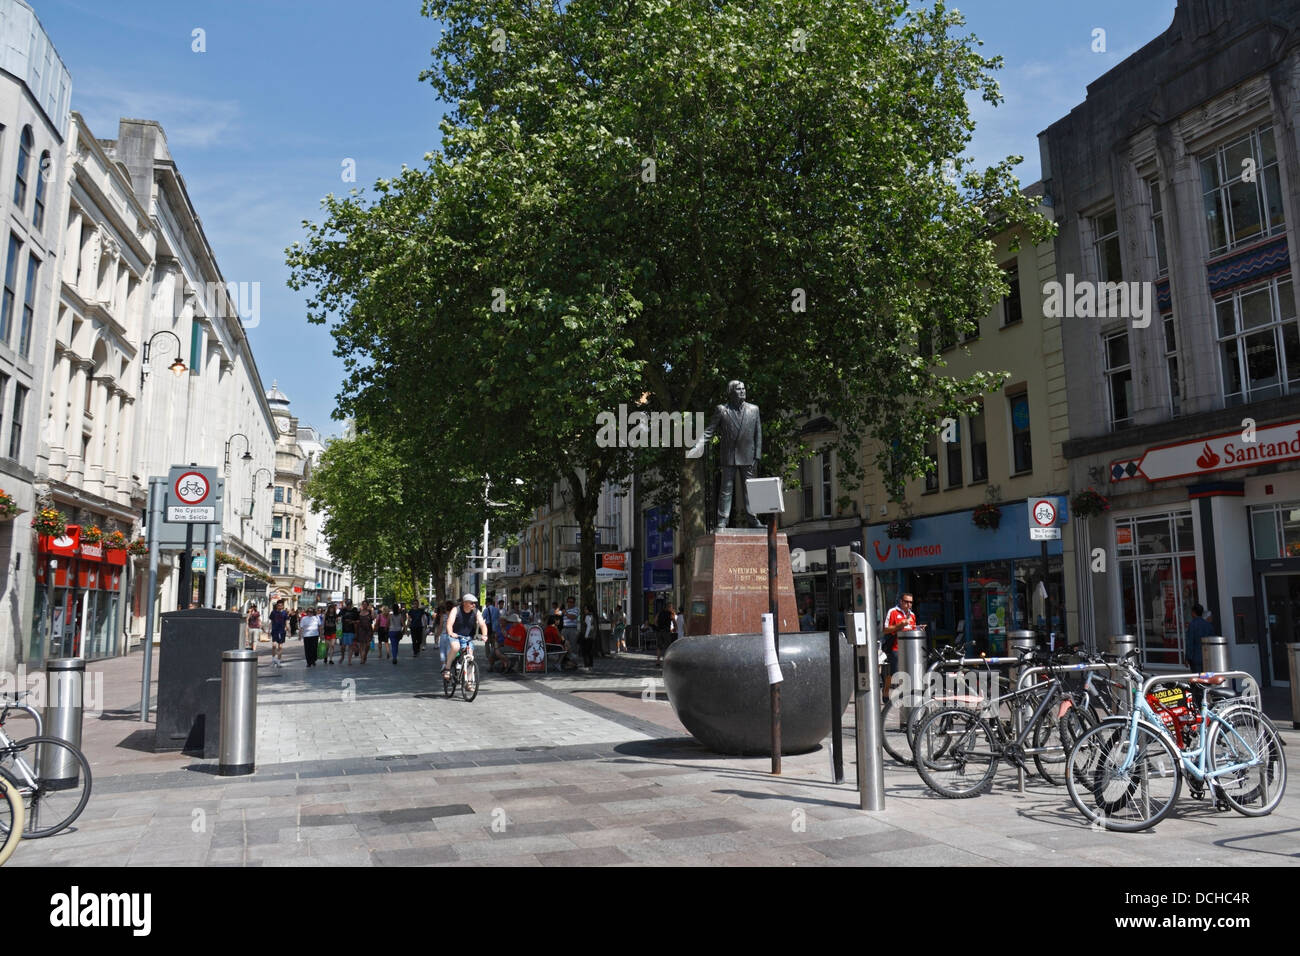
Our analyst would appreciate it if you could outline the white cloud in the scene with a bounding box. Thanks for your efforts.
[71,68,241,149]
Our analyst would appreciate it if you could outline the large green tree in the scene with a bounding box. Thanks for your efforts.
[290,0,1051,613]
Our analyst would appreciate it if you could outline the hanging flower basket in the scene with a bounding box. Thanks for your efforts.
[0,489,19,520]
[81,525,104,544]
[127,538,148,556]
[886,518,912,540]
[972,503,1002,530]
[32,508,67,538]
[105,530,127,550]
[1070,488,1110,519]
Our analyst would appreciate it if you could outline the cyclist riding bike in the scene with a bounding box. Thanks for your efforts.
[444,593,487,682]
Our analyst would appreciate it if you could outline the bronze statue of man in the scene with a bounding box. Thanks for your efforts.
[688,380,762,528]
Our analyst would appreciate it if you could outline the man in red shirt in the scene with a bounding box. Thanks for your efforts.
[881,593,918,700]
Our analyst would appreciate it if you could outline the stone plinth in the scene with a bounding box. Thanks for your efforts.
[686,530,799,637]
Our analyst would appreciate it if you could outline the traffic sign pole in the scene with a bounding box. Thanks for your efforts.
[140,478,163,722]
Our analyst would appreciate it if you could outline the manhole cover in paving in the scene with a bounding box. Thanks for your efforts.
[515,746,556,753]
[376,754,418,761]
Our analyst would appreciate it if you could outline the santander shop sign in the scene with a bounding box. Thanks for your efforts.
[1121,419,1300,482]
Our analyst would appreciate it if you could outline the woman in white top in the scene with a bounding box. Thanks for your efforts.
[580,604,597,670]
[299,607,322,667]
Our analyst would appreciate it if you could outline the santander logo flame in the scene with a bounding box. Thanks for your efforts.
[1194,443,1220,470]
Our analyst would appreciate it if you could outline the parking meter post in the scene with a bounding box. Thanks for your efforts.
[850,545,885,812]
[827,549,844,784]
[768,513,780,776]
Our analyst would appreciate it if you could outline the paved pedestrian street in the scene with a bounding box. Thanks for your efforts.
[9,642,1300,867]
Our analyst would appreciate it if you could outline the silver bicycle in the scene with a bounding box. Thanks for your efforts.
[0,691,93,838]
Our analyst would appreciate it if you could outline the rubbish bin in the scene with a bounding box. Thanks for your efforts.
[896,628,927,722]
[1109,634,1138,659]
[1007,630,1037,687]
[155,607,244,753]
[219,649,257,776]
[1289,644,1300,730]
[39,658,84,785]
[1201,635,1229,674]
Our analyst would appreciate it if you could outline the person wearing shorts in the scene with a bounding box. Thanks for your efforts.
[322,604,338,664]
[341,599,360,664]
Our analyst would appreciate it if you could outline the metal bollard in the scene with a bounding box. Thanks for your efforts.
[40,658,85,786]
[219,649,257,776]
[1007,630,1037,686]
[896,628,928,725]
[1201,635,1230,674]
[1110,634,1138,659]
[1288,644,1300,730]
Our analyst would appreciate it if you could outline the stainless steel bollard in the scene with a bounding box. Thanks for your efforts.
[219,649,257,776]
[852,551,885,812]
[1289,644,1300,730]
[39,658,85,785]
[1007,629,1037,686]
[1201,635,1230,674]
[1110,634,1138,659]
[896,628,928,724]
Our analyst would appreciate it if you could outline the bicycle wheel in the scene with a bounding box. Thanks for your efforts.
[443,660,455,698]
[0,736,93,838]
[1206,707,1286,817]
[1032,697,1097,786]
[881,698,914,766]
[0,768,22,865]
[913,708,999,798]
[461,658,479,702]
[1065,718,1180,832]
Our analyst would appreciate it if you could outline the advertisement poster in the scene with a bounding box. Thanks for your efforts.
[524,625,546,672]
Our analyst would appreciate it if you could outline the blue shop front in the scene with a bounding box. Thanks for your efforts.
[866,501,1067,654]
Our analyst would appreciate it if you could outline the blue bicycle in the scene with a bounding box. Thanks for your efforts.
[1064,660,1285,832]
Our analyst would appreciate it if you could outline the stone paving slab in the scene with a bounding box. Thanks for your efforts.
[9,645,1300,867]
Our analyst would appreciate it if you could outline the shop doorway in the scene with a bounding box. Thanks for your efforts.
[1263,574,1299,684]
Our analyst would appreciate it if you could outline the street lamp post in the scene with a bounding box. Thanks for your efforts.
[139,330,188,389]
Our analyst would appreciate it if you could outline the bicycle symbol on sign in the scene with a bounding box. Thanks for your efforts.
[178,479,206,498]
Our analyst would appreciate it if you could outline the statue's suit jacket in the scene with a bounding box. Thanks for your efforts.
[700,401,762,467]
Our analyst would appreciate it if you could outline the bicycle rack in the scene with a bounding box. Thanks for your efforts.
[1011,661,1133,793]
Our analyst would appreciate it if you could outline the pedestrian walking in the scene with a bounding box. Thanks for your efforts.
[289,608,299,638]
[613,605,627,653]
[561,595,581,668]
[355,601,374,664]
[322,603,338,664]
[654,603,672,667]
[579,603,597,670]
[245,603,261,649]
[1186,603,1212,672]
[409,600,428,657]
[388,603,406,665]
[341,599,360,664]
[269,600,289,668]
[300,606,321,667]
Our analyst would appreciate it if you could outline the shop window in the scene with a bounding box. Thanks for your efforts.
[1115,510,1199,667]
[1250,503,1300,558]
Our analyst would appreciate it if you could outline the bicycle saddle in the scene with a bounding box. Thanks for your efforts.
[1189,674,1226,685]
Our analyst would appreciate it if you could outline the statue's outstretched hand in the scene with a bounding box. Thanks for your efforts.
[685,441,705,459]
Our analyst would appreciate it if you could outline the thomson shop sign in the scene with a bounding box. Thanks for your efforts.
[867,501,1065,571]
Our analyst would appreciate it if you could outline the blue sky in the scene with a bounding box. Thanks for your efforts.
[33,0,1179,438]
